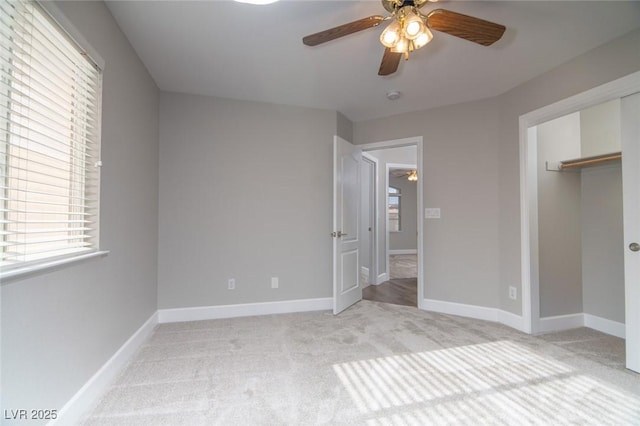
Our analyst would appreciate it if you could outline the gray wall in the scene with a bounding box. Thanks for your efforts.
[158,93,336,308]
[336,111,354,143]
[581,99,621,157]
[582,164,625,322]
[536,113,583,318]
[1,0,159,418]
[389,176,418,251]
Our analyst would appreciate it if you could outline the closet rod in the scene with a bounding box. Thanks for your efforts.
[560,152,622,170]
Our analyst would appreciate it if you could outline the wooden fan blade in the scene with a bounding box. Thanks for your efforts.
[303,15,385,46]
[378,48,402,76]
[427,9,506,46]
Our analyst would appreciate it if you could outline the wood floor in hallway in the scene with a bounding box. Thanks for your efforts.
[362,277,417,307]
[363,254,417,307]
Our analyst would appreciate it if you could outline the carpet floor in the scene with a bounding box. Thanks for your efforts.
[84,301,640,425]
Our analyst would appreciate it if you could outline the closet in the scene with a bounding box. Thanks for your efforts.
[536,99,624,330]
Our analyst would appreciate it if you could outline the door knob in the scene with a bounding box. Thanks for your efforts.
[630,242,640,252]
[337,231,348,238]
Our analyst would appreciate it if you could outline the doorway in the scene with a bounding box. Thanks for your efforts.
[358,138,423,308]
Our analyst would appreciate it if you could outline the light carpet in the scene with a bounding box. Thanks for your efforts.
[84,301,640,425]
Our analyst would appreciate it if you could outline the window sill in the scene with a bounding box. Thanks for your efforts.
[0,250,109,284]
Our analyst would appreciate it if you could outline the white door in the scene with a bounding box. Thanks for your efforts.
[333,136,362,314]
[622,92,640,372]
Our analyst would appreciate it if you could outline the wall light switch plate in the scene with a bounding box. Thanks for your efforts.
[425,208,441,219]
[271,277,279,289]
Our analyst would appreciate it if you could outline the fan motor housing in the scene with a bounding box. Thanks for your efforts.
[382,0,429,13]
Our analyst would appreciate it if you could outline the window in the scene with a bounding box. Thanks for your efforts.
[1,1,102,274]
[388,186,401,232]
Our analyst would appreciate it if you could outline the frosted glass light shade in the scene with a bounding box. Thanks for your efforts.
[380,21,401,48]
[404,12,426,40]
[413,27,433,49]
[391,36,409,53]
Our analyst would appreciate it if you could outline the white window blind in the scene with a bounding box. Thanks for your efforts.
[0,0,102,273]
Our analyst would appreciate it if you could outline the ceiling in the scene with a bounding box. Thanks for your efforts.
[105,1,640,122]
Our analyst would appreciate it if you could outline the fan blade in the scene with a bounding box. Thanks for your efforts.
[303,15,385,46]
[378,48,402,76]
[427,9,506,46]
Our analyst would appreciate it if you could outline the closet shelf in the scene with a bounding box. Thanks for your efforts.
[546,151,621,172]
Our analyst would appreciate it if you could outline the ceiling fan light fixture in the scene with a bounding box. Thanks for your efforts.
[303,1,506,76]
[407,170,418,181]
[380,20,401,48]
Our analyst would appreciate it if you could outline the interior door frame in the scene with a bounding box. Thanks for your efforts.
[359,136,425,310]
[519,70,640,335]
[362,152,378,286]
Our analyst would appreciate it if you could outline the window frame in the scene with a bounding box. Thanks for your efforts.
[0,0,107,281]
[388,186,401,233]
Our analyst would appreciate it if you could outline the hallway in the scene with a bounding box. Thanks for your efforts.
[363,254,417,307]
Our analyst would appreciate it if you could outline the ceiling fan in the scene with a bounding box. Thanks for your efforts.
[302,0,506,76]
[390,169,418,181]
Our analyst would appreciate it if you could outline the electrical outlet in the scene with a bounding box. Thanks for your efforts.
[509,286,517,300]
[228,278,235,290]
[271,277,279,289]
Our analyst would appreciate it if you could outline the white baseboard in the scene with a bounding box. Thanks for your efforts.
[537,313,584,334]
[376,273,388,285]
[584,314,626,339]
[536,313,626,338]
[360,266,369,277]
[498,309,527,332]
[422,298,527,333]
[422,298,628,339]
[158,297,332,323]
[424,298,499,322]
[389,249,417,255]
[53,311,158,425]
